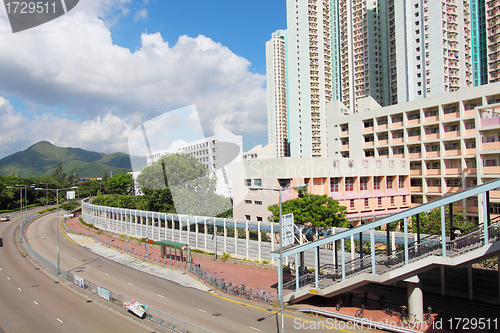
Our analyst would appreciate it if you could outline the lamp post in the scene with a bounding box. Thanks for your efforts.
[35,185,78,275]
[39,182,54,208]
[7,184,35,242]
[249,182,306,333]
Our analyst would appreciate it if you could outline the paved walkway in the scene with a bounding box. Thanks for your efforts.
[65,216,500,333]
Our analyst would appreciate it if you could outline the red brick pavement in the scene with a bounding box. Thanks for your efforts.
[65,217,499,332]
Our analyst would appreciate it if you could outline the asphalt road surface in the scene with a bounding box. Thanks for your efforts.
[25,212,354,332]
[0,210,155,333]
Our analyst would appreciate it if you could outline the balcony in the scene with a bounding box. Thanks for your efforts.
[364,126,374,132]
[446,186,462,193]
[467,206,478,213]
[465,148,476,155]
[464,110,475,117]
[444,130,460,138]
[426,151,440,158]
[364,142,374,147]
[411,186,423,192]
[445,168,462,175]
[482,141,500,151]
[426,169,441,175]
[392,121,403,128]
[483,165,500,174]
[444,149,461,156]
[480,117,500,127]
[443,111,459,120]
[408,135,421,142]
[341,144,350,149]
[377,124,388,130]
[490,190,500,199]
[425,115,439,123]
[410,169,423,175]
[464,167,477,174]
[427,186,442,193]
[378,139,389,145]
[392,137,404,144]
[407,119,420,126]
[340,130,349,136]
[464,129,475,136]
[425,133,440,140]
[409,152,422,158]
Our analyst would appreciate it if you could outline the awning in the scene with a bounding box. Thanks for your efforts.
[398,188,410,195]
[359,190,373,198]
[386,189,398,196]
[155,240,188,249]
[373,190,386,197]
[330,192,345,200]
[344,191,358,199]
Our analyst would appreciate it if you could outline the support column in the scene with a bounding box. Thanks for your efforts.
[234,220,238,258]
[258,220,262,262]
[204,217,207,252]
[407,276,423,323]
[223,218,227,254]
[295,253,300,291]
[195,217,199,248]
[277,256,282,299]
[245,220,249,260]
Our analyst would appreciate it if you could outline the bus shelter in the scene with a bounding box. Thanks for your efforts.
[155,240,190,269]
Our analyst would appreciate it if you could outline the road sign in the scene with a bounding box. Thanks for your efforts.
[281,213,294,247]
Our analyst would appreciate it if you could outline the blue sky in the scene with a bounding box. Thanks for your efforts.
[0,0,287,159]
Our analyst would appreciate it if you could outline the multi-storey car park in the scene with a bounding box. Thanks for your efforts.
[328,81,500,224]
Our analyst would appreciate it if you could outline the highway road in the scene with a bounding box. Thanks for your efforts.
[26,212,336,332]
[0,210,156,333]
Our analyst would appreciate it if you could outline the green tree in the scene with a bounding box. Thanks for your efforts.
[136,153,231,215]
[105,173,134,195]
[411,204,473,235]
[51,162,66,186]
[60,199,80,212]
[268,193,349,228]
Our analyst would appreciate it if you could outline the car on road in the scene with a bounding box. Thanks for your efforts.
[0,216,10,222]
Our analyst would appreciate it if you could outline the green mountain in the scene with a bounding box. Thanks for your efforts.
[0,141,146,178]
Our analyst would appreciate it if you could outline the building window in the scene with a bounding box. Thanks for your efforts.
[399,176,405,188]
[345,177,354,191]
[490,204,500,214]
[254,179,262,187]
[245,215,251,220]
[374,176,381,190]
[403,196,407,204]
[391,196,395,205]
[348,160,354,168]
[330,177,339,192]
[376,160,382,168]
[245,179,251,186]
[333,160,339,168]
[360,177,368,191]
[387,176,393,189]
[378,197,382,206]
[255,201,263,205]
[245,200,252,204]
[364,198,369,207]
[350,199,355,209]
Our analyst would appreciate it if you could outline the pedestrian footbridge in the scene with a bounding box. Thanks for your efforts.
[273,179,500,313]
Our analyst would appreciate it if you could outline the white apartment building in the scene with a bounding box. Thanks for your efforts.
[242,144,274,161]
[266,30,289,158]
[394,0,473,103]
[286,0,333,158]
[328,82,500,223]
[146,125,242,197]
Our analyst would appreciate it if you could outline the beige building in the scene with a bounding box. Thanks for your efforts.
[228,157,410,225]
[328,81,500,223]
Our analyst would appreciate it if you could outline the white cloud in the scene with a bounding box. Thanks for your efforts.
[0,4,267,158]
[134,8,148,22]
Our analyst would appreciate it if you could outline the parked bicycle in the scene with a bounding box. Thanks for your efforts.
[355,304,365,318]
[336,295,344,311]
[424,306,432,325]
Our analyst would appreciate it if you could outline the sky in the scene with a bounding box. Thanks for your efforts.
[0,0,287,159]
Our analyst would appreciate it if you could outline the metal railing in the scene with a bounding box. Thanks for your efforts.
[21,218,213,333]
[284,220,500,292]
[188,263,278,304]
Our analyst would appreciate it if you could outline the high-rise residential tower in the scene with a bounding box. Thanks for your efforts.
[266,30,289,158]
[394,0,473,102]
[486,0,500,82]
[286,0,333,158]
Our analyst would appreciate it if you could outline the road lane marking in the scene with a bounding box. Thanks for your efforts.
[250,327,261,331]
[34,301,38,305]
[105,273,109,276]
[18,288,21,291]
[57,318,63,323]
[128,283,133,286]
[0,267,2,270]
[7,277,10,280]
[198,309,207,313]
[157,294,164,298]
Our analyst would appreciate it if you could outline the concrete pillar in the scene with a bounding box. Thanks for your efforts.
[271,223,274,265]
[204,217,207,252]
[245,221,249,260]
[195,217,198,248]
[258,220,262,262]
[407,276,423,323]
[234,220,237,258]
[223,218,227,253]
[391,231,396,253]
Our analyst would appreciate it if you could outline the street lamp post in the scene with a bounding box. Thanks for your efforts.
[249,183,306,333]
[39,182,54,208]
[35,185,78,275]
[7,184,35,242]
